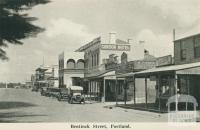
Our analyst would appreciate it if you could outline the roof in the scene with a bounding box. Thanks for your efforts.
[76,37,101,52]
[174,32,200,42]
[166,94,198,106]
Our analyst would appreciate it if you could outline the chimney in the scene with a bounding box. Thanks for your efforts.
[109,32,116,44]
[173,29,176,41]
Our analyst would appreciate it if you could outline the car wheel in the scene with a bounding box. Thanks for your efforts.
[57,96,61,101]
[70,99,73,104]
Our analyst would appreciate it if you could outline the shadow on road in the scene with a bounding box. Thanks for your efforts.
[0,101,37,109]
[0,112,47,123]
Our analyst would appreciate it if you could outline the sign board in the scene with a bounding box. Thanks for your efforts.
[156,55,173,67]
[101,44,130,51]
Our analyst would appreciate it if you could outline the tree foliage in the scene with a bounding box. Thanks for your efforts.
[0,0,50,60]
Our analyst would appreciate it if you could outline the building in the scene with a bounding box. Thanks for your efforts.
[75,32,145,102]
[34,65,59,90]
[120,33,200,112]
[116,50,157,103]
[174,33,200,65]
[58,52,85,89]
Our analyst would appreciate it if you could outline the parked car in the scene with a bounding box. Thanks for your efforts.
[57,88,69,101]
[68,86,85,104]
[31,86,38,92]
[46,87,61,98]
[40,87,48,96]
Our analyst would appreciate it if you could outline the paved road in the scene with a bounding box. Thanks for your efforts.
[0,88,168,123]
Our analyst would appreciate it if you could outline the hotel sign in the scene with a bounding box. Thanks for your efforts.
[101,44,130,51]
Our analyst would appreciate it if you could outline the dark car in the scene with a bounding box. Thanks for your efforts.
[31,86,39,92]
[46,87,61,98]
[40,87,48,96]
[57,88,69,101]
[68,86,85,104]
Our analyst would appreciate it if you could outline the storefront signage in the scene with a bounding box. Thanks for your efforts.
[101,44,130,51]
[156,55,173,67]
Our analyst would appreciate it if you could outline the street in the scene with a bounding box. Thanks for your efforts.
[0,88,167,123]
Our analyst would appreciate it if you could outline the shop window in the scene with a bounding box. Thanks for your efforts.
[180,40,186,60]
[178,76,189,94]
[160,79,172,96]
[194,37,200,58]
[170,102,176,111]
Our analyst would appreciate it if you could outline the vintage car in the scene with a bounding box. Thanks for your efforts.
[40,87,48,96]
[68,86,85,104]
[57,88,69,101]
[45,87,61,97]
[31,86,39,92]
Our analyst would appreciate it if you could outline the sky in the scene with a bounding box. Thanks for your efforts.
[1,0,200,83]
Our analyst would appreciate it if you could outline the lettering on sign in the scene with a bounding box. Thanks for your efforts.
[101,44,130,51]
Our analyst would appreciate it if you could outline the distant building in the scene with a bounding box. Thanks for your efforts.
[34,65,59,89]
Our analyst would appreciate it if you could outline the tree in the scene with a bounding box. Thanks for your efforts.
[0,0,50,60]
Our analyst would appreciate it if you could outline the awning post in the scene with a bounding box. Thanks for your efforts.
[145,77,148,108]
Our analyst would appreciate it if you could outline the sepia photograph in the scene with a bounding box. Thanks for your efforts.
[0,0,200,129]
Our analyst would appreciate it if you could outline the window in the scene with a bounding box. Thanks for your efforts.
[194,37,200,58]
[180,40,186,60]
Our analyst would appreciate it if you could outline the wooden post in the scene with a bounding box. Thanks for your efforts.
[145,77,148,108]
[89,81,91,102]
[157,74,161,112]
[124,79,127,105]
[175,74,178,112]
[133,76,136,105]
[103,78,106,102]
[115,77,118,105]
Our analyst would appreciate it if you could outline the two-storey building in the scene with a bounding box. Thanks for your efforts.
[75,32,145,102]
[58,52,85,90]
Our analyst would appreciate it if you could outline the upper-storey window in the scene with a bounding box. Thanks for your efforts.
[77,59,84,69]
[194,37,200,58]
[180,40,186,60]
[67,59,75,69]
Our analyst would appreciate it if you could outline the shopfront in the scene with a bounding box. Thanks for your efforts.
[132,62,200,112]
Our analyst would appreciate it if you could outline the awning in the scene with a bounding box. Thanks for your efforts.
[176,66,200,75]
[116,72,134,78]
[116,62,200,78]
[134,62,200,76]
[98,71,115,78]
